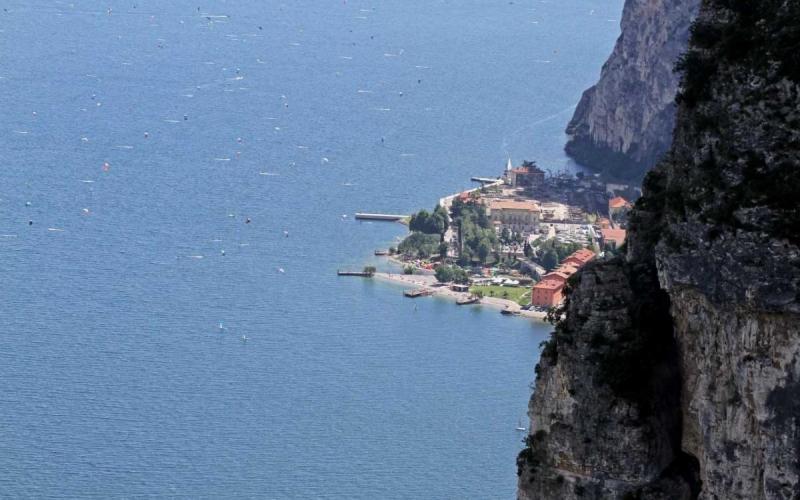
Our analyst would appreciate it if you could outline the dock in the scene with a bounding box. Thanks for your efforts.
[355,213,408,222]
[404,289,433,298]
[337,270,374,277]
[470,176,501,184]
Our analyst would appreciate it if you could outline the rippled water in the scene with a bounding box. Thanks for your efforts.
[0,1,621,497]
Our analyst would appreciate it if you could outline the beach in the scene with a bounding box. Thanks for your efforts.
[373,272,549,321]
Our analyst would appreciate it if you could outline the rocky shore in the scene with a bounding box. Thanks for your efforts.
[565,0,700,182]
[518,0,800,498]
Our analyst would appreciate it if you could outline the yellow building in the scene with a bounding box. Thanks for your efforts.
[486,199,541,233]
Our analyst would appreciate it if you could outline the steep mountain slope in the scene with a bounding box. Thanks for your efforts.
[565,0,699,182]
[519,0,800,498]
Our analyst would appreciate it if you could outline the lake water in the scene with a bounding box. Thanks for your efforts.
[0,1,622,498]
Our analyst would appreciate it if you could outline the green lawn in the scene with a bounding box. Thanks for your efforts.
[469,285,531,306]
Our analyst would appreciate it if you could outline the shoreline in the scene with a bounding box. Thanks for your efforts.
[373,272,549,322]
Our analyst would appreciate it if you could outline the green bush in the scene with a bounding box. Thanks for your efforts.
[408,204,449,236]
[435,265,470,284]
[398,232,441,258]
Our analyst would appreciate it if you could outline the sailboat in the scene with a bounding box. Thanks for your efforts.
[516,418,527,432]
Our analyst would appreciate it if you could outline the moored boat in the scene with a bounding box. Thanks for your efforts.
[456,295,480,305]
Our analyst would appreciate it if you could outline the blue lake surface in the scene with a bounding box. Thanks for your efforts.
[0,1,622,497]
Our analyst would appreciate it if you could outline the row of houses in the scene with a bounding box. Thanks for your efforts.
[531,248,596,308]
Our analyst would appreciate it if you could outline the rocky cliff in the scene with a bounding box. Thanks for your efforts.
[519,1,800,498]
[564,0,699,182]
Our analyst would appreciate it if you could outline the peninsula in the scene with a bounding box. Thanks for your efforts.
[356,159,639,320]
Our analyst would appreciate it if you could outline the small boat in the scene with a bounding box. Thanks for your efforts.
[516,419,526,432]
[374,249,389,256]
[456,295,480,305]
[501,307,521,316]
[404,289,432,298]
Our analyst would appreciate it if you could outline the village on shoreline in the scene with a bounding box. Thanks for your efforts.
[348,160,638,321]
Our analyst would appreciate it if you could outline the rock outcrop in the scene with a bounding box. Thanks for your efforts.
[564,0,699,182]
[519,1,800,498]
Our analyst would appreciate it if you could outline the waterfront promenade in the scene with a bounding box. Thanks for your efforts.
[373,272,548,321]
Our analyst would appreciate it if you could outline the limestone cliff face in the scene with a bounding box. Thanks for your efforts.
[519,1,800,498]
[518,259,698,499]
[565,0,699,182]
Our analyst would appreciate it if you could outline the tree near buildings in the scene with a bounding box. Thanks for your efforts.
[409,204,449,238]
[523,240,533,258]
[435,265,454,283]
[438,242,449,259]
[500,227,512,244]
[477,239,492,263]
[541,248,559,271]
[435,265,470,284]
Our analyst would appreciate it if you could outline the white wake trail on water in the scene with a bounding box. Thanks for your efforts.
[500,102,579,156]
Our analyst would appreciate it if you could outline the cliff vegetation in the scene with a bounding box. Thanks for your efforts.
[519,1,800,498]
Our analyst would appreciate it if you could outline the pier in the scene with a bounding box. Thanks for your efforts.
[337,270,374,277]
[355,213,408,221]
[470,176,501,184]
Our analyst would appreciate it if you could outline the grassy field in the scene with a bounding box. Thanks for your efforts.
[469,285,531,306]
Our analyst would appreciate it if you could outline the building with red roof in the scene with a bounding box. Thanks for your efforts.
[531,279,564,308]
[508,163,546,189]
[561,248,596,268]
[601,228,627,250]
[541,270,571,286]
[609,196,632,219]
[530,249,595,307]
[609,196,631,209]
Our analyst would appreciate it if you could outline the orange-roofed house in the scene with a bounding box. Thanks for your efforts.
[558,263,580,275]
[541,270,572,286]
[562,248,596,268]
[609,196,632,218]
[458,191,479,202]
[509,164,546,188]
[601,228,627,250]
[531,279,564,307]
[598,217,611,229]
[486,199,541,233]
